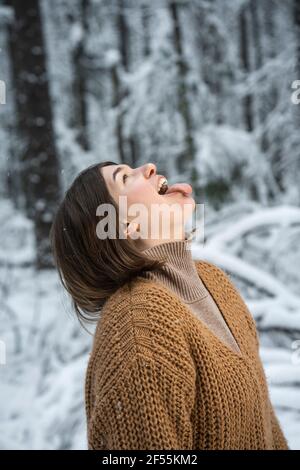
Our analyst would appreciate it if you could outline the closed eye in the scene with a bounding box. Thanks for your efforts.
[123,174,128,184]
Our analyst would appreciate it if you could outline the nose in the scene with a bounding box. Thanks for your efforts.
[142,163,156,179]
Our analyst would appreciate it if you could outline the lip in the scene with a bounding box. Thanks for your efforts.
[164,190,193,198]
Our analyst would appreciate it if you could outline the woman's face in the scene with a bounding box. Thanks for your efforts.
[101,163,195,245]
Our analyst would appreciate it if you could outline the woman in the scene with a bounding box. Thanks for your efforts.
[50,161,289,450]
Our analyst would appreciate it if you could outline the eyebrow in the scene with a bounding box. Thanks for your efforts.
[112,166,124,183]
[112,165,130,184]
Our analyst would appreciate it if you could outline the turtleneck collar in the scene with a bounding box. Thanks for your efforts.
[140,236,208,303]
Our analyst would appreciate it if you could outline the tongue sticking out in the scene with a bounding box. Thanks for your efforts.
[165,183,193,197]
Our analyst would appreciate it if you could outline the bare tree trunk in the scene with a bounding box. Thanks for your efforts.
[260,0,278,158]
[262,0,285,194]
[111,62,126,164]
[141,2,151,58]
[293,0,300,203]
[263,0,278,111]
[250,0,273,190]
[195,0,225,125]
[169,2,196,181]
[239,5,254,132]
[2,7,23,208]
[69,0,90,151]
[250,0,264,125]
[295,0,300,124]
[116,0,139,167]
[6,0,61,269]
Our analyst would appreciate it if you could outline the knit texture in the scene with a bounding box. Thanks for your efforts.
[141,238,242,356]
[85,260,289,450]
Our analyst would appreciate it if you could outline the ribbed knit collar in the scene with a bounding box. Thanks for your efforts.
[141,237,208,303]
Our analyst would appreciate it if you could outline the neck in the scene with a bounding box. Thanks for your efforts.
[141,237,207,302]
[136,226,186,251]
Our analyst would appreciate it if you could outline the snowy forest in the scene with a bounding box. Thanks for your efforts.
[0,0,299,450]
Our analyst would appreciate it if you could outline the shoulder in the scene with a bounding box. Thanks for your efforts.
[194,259,233,281]
[194,259,260,349]
[87,277,196,396]
[94,277,193,344]
[194,259,244,300]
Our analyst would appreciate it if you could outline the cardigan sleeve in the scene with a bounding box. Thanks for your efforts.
[87,353,195,450]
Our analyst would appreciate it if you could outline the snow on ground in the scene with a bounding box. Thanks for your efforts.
[0,265,92,450]
[0,200,299,449]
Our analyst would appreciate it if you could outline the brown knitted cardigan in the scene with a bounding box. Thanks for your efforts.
[85,259,289,450]
[140,238,242,356]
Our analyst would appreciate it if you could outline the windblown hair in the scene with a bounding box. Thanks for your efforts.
[50,161,166,324]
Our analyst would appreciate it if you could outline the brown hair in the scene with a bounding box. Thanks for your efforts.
[50,161,166,325]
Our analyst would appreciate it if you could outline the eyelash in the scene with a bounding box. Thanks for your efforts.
[123,174,128,183]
